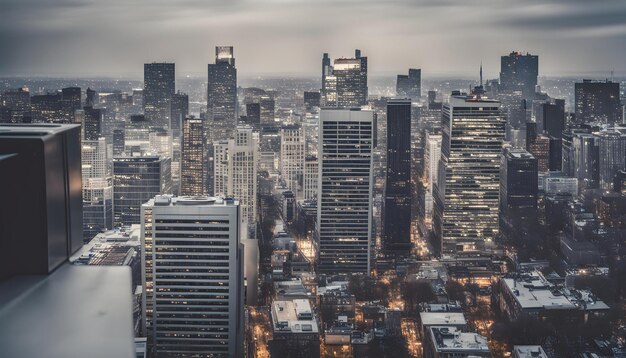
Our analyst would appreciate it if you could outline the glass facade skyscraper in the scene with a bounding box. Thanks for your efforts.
[143,63,175,129]
[317,108,374,273]
[383,99,412,254]
[433,95,506,255]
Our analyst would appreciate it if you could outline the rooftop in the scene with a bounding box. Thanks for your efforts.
[420,312,467,328]
[271,299,319,334]
[429,326,490,353]
[513,345,548,358]
[149,195,239,207]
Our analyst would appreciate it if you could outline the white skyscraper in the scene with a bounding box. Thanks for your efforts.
[280,125,305,200]
[213,126,259,230]
[303,156,319,202]
[141,195,244,357]
[423,132,442,227]
[317,108,374,273]
[82,137,113,240]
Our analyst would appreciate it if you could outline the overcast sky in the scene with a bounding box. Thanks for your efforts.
[1,0,626,78]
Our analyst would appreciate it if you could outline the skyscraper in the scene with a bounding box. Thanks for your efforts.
[433,94,506,255]
[143,63,175,128]
[542,99,565,139]
[396,69,421,99]
[82,138,113,242]
[423,132,442,229]
[575,80,621,125]
[207,46,237,125]
[82,106,103,141]
[573,132,600,189]
[383,99,412,254]
[499,51,539,101]
[303,156,319,202]
[213,126,259,230]
[170,92,189,195]
[207,46,237,195]
[141,195,243,357]
[322,50,368,108]
[500,148,538,221]
[112,156,171,226]
[181,117,206,196]
[597,128,626,190]
[280,125,305,200]
[317,108,374,273]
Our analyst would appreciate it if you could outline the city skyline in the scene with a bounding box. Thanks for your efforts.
[2,1,626,77]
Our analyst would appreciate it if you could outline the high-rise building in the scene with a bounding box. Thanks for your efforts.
[573,133,600,189]
[280,125,305,200]
[245,102,261,126]
[542,99,565,138]
[1,87,30,123]
[61,87,82,123]
[82,138,113,242]
[260,96,275,125]
[423,132,442,228]
[575,80,621,125]
[317,108,374,273]
[82,106,103,141]
[322,50,368,108]
[433,94,505,255]
[499,51,539,101]
[396,69,421,99]
[500,148,538,221]
[207,46,238,195]
[304,91,321,111]
[527,134,550,172]
[383,99,412,254]
[170,92,189,195]
[113,156,171,226]
[597,128,626,190]
[141,195,244,357]
[181,117,206,196]
[143,63,175,128]
[207,46,237,125]
[303,156,319,202]
[213,126,259,229]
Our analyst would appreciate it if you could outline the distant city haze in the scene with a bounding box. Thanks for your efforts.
[2,0,626,77]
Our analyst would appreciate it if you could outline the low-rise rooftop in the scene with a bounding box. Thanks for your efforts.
[271,299,319,334]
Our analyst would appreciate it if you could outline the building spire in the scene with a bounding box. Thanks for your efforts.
[480,62,483,87]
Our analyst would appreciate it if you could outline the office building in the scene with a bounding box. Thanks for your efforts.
[396,69,421,99]
[527,134,550,172]
[499,51,539,101]
[245,102,261,126]
[575,80,621,124]
[113,156,171,226]
[542,99,565,138]
[423,132,442,228]
[500,148,537,220]
[383,99,412,253]
[143,63,175,128]
[207,46,237,125]
[322,50,368,107]
[433,94,505,255]
[82,138,113,242]
[260,95,275,125]
[61,87,82,123]
[280,125,305,199]
[181,117,206,196]
[304,91,321,111]
[82,106,103,141]
[213,126,259,229]
[512,346,548,358]
[597,128,626,190]
[1,87,30,123]
[573,132,600,189]
[141,195,244,357]
[317,108,374,273]
[170,92,189,195]
[303,156,319,202]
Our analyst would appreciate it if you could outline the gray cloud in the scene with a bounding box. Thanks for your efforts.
[0,0,625,77]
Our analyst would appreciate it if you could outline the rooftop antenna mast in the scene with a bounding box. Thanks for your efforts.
[480,62,483,88]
